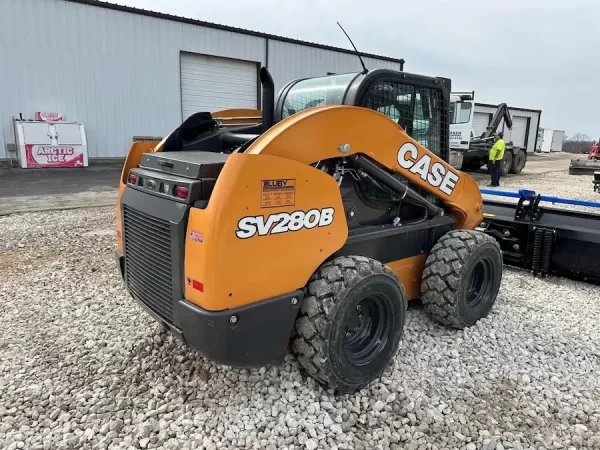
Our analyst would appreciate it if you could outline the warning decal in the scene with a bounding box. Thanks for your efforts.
[261,179,296,208]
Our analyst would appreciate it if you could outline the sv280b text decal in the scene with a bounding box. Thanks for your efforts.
[235,207,335,239]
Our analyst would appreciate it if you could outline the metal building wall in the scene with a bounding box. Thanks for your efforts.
[0,0,403,160]
[267,40,401,94]
[0,0,265,160]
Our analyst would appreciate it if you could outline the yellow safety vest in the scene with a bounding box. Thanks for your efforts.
[490,139,505,160]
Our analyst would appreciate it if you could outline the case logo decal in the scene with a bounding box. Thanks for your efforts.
[236,207,335,239]
[397,142,460,196]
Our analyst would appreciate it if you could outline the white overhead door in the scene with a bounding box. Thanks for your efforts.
[473,113,491,138]
[180,53,258,121]
[510,116,528,148]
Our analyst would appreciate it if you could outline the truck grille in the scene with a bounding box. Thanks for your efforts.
[123,205,174,323]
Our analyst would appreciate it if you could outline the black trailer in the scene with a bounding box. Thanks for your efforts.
[480,189,600,283]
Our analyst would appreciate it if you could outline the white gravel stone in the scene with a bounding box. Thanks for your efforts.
[1,169,600,450]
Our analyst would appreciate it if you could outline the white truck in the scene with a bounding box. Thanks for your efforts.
[448,92,540,176]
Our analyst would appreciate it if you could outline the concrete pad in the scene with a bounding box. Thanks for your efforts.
[0,165,120,216]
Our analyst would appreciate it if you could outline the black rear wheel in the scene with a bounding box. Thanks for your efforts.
[343,294,392,367]
[292,256,406,393]
[500,151,513,176]
[510,150,526,174]
[421,230,503,329]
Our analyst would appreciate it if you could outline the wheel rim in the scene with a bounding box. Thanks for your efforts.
[466,257,495,307]
[342,295,391,367]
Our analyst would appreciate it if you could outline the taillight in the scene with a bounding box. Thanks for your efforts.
[175,186,189,199]
[129,173,138,185]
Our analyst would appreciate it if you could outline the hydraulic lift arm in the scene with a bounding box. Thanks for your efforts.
[481,103,512,140]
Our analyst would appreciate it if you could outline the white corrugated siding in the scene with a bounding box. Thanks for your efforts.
[0,0,265,159]
[510,117,528,148]
[267,40,401,95]
[0,0,404,160]
[180,53,258,120]
[473,112,491,137]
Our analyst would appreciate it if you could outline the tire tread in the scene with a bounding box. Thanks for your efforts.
[421,229,501,329]
[292,256,403,392]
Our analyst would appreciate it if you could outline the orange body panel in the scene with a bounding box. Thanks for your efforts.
[116,141,156,253]
[212,108,262,126]
[246,105,483,230]
[386,255,426,301]
[184,153,347,311]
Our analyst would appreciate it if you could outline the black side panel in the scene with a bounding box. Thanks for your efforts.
[178,291,304,367]
[121,188,189,328]
[333,215,455,263]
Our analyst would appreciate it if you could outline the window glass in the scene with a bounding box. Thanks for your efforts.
[281,73,357,118]
[450,101,472,124]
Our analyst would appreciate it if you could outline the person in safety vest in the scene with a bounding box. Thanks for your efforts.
[488,132,505,187]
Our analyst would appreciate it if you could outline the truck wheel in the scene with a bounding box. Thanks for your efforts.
[292,256,406,393]
[500,152,513,176]
[421,230,503,329]
[510,150,526,174]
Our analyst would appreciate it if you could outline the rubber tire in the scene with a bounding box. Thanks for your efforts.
[510,150,526,174]
[292,256,406,393]
[421,230,503,329]
[500,151,513,176]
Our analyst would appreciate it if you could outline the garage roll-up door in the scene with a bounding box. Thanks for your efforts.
[510,116,528,148]
[180,53,258,121]
[473,112,491,138]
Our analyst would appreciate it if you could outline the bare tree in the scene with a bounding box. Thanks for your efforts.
[570,132,590,142]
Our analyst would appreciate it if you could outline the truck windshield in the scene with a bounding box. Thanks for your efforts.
[450,101,472,124]
[281,73,358,119]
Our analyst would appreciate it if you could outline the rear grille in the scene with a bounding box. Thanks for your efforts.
[123,205,174,323]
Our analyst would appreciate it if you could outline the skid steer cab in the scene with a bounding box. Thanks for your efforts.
[115,67,503,392]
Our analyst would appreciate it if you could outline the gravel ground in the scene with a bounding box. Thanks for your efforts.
[1,171,600,450]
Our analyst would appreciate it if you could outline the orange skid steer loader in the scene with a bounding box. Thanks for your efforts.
[115,68,502,392]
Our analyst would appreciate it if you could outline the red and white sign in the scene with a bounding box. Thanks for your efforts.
[24,144,85,168]
[36,112,64,122]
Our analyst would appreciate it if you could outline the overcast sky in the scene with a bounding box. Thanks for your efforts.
[119,0,600,138]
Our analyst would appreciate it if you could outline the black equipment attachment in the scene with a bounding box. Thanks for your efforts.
[480,189,600,283]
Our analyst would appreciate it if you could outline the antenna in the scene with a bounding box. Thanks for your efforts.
[337,22,368,75]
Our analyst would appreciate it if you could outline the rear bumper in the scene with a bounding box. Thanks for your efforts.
[116,251,303,367]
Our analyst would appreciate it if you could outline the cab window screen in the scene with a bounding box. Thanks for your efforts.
[359,81,447,161]
[359,80,448,206]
